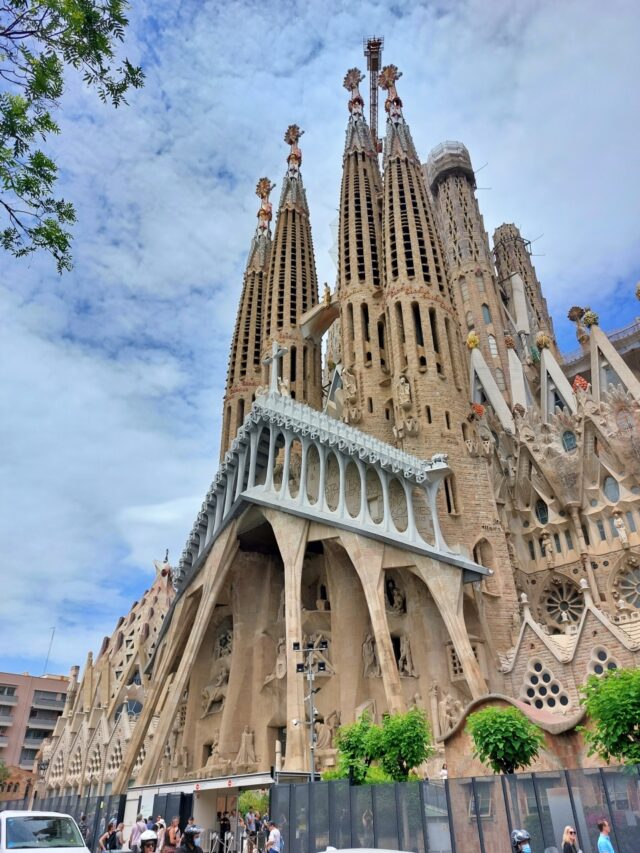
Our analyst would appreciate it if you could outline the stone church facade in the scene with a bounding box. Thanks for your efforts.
[39,59,640,798]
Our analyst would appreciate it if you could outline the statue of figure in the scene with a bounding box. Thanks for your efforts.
[204,735,220,768]
[284,124,304,178]
[264,638,287,684]
[323,283,331,306]
[540,531,554,568]
[234,726,256,766]
[278,376,290,397]
[201,663,230,715]
[438,692,461,734]
[255,178,276,234]
[214,628,233,659]
[391,586,405,614]
[314,720,333,750]
[362,633,381,678]
[342,367,357,403]
[397,375,412,410]
[326,709,341,742]
[398,635,416,677]
[614,512,630,549]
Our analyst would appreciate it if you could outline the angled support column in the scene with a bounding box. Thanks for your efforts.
[412,555,487,699]
[338,531,405,715]
[263,509,309,771]
[113,521,240,791]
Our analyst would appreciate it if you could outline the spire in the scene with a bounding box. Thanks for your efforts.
[220,178,275,457]
[342,68,376,156]
[277,123,309,212]
[378,64,419,163]
[263,127,322,407]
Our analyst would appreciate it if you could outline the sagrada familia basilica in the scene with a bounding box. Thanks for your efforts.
[37,52,640,800]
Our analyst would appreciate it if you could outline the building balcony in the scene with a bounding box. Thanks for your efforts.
[31,697,65,711]
[0,695,18,706]
[0,736,8,747]
[19,760,35,770]
[23,736,45,748]
[27,716,57,729]
[0,714,14,725]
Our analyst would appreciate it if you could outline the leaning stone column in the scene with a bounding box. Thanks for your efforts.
[263,509,309,771]
[338,532,406,715]
[413,556,487,699]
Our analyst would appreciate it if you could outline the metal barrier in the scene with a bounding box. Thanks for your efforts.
[0,793,126,851]
[270,765,640,853]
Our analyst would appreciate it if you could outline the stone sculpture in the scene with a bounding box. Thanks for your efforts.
[398,635,416,677]
[234,726,257,768]
[362,632,381,677]
[264,637,287,684]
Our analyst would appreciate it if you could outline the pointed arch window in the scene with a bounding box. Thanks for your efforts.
[482,304,492,325]
[535,499,549,525]
[488,335,498,357]
[603,476,620,502]
[466,311,474,328]
[562,431,577,452]
[459,276,469,302]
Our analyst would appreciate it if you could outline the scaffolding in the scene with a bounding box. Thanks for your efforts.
[363,36,384,153]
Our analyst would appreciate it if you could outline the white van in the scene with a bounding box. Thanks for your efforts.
[0,812,88,853]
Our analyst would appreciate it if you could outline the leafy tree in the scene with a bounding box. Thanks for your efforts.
[466,706,545,775]
[324,707,433,785]
[0,759,10,785]
[1,0,144,272]
[238,789,269,817]
[579,668,640,765]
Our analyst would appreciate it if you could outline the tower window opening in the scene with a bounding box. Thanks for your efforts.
[237,399,245,431]
[425,405,432,423]
[482,303,492,325]
[290,345,297,383]
[445,316,461,389]
[395,302,407,367]
[581,524,590,546]
[444,475,457,514]
[429,308,442,375]
[562,430,577,452]
[367,397,373,414]
[377,319,387,370]
[445,411,451,430]
[528,540,535,560]
[597,519,607,541]
[553,533,561,552]
[488,335,498,357]
[564,530,573,549]
[475,271,485,292]
[385,407,390,421]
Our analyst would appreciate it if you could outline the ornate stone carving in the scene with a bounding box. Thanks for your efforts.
[264,637,287,685]
[201,661,230,716]
[538,577,584,631]
[362,632,381,678]
[385,578,406,614]
[233,726,257,771]
[437,690,464,735]
[613,512,630,549]
[613,557,640,609]
[284,124,304,178]
[397,375,412,410]
[342,367,357,404]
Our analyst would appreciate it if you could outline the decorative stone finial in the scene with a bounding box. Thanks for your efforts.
[378,64,403,122]
[256,177,276,233]
[343,68,365,115]
[582,307,599,328]
[536,331,551,350]
[579,577,593,605]
[466,330,479,349]
[504,335,516,349]
[567,306,585,322]
[284,125,304,178]
[572,374,590,393]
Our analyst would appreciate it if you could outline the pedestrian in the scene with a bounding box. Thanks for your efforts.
[597,819,615,853]
[156,817,166,852]
[130,814,148,853]
[140,829,158,853]
[510,829,532,853]
[178,826,204,853]
[147,818,155,831]
[164,817,181,853]
[562,825,580,853]
[78,814,90,847]
[265,823,280,853]
[99,820,119,852]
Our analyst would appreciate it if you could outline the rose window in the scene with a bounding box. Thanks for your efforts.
[542,580,584,628]
[617,565,640,608]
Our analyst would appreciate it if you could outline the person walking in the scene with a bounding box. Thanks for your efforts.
[562,825,580,853]
[265,823,280,853]
[78,814,90,847]
[116,823,125,849]
[164,817,182,853]
[130,814,148,853]
[597,819,615,853]
[178,826,204,853]
[140,829,159,853]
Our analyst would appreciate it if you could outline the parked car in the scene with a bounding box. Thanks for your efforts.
[0,812,88,853]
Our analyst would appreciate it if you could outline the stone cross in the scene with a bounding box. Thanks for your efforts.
[263,340,289,393]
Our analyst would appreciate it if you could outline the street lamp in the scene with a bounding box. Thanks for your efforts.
[292,638,328,783]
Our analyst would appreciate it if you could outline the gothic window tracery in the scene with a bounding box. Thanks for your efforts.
[481,303,492,325]
[603,476,620,502]
[614,563,640,609]
[562,431,577,452]
[535,499,549,525]
[521,660,570,711]
[540,578,584,629]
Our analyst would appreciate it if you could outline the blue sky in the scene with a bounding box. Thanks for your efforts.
[1,0,639,675]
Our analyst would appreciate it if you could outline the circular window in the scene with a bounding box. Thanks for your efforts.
[542,579,584,629]
[588,647,620,677]
[617,565,640,608]
[560,695,569,706]
[534,662,543,673]
[521,660,571,712]
[597,650,607,661]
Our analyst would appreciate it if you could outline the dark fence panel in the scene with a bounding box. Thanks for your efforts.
[270,766,640,853]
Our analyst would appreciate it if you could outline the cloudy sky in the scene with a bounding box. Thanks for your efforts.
[1,0,639,675]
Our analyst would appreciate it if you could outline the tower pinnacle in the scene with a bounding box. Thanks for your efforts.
[342,68,376,156]
[378,63,403,120]
[378,64,418,163]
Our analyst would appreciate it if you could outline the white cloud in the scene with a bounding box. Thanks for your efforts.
[1,0,639,672]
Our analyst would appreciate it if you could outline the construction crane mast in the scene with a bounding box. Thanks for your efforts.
[363,36,384,153]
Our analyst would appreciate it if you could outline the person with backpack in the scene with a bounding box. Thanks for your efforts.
[99,820,119,852]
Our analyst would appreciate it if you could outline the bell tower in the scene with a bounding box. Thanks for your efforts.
[262,125,322,408]
[336,68,393,441]
[220,178,274,457]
